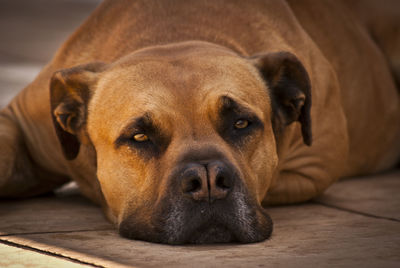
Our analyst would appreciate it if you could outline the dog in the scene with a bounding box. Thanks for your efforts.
[1,0,399,244]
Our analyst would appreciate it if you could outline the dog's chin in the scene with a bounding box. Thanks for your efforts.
[120,222,242,245]
[187,224,235,244]
[119,219,236,244]
[119,191,273,245]
[119,207,273,245]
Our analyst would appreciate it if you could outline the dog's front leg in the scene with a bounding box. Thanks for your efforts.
[0,107,68,198]
[262,168,336,205]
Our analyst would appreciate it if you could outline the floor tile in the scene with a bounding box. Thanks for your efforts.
[316,170,400,220]
[0,193,112,236]
[0,242,92,268]
[2,203,399,268]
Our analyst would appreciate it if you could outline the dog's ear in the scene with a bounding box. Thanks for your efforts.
[50,62,108,160]
[250,51,312,146]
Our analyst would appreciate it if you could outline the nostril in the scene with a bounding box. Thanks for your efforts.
[216,175,231,189]
[182,177,202,193]
[189,178,202,192]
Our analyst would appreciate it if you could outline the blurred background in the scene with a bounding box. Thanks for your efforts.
[0,0,101,108]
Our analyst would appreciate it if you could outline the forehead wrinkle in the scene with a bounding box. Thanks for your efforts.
[89,68,179,141]
[89,50,271,142]
[194,58,271,122]
[162,55,272,120]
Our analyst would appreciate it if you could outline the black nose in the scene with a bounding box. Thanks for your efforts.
[181,161,233,203]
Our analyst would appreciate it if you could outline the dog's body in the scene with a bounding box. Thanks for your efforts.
[1,0,399,244]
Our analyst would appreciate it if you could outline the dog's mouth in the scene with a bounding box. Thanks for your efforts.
[119,192,273,245]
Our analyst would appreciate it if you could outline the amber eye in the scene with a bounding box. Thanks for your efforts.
[234,119,249,129]
[133,133,149,142]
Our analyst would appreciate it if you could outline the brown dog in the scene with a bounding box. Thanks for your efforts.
[1,0,399,244]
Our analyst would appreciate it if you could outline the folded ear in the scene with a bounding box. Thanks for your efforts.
[50,62,108,160]
[250,51,312,146]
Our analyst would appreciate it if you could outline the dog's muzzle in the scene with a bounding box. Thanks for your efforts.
[119,160,273,244]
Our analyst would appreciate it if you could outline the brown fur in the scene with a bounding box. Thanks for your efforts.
[1,0,399,244]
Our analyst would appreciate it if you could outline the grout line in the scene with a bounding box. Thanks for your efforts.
[0,228,114,237]
[313,200,400,222]
[0,238,104,268]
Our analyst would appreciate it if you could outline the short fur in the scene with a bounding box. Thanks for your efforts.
[0,0,399,244]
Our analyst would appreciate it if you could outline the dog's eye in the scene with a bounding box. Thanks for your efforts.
[133,133,149,142]
[234,119,249,129]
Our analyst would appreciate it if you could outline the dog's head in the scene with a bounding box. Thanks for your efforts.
[50,41,311,244]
